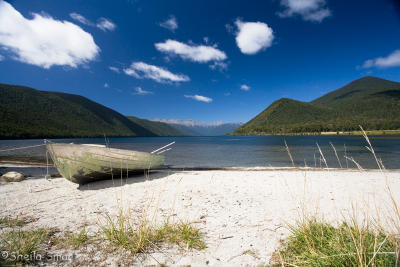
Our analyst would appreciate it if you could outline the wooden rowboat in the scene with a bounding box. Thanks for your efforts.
[46,143,165,184]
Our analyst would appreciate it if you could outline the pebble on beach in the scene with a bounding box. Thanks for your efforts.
[1,171,25,182]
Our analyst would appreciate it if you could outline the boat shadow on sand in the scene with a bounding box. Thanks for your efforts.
[76,170,178,191]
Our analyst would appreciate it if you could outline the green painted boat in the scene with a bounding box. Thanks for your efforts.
[46,143,165,184]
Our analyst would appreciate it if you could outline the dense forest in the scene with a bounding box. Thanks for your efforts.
[0,84,179,139]
[232,76,400,135]
[127,116,185,136]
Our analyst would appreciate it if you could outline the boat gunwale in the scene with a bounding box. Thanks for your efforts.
[47,143,165,161]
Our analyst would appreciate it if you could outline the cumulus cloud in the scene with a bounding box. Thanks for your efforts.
[109,66,120,73]
[363,50,400,68]
[160,15,178,31]
[132,87,153,95]
[278,0,331,22]
[0,54,4,61]
[104,83,109,88]
[96,17,116,31]
[235,19,274,55]
[0,1,99,68]
[184,94,213,103]
[240,84,250,91]
[155,40,227,63]
[123,61,190,83]
[70,12,116,31]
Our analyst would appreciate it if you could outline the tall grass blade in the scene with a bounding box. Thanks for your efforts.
[330,142,342,168]
[316,142,328,168]
[284,139,295,168]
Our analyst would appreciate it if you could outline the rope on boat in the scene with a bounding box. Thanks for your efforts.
[156,148,171,154]
[0,139,53,180]
[150,141,175,154]
[0,143,46,152]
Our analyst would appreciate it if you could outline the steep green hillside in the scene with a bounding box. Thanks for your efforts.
[0,83,156,139]
[127,116,185,136]
[232,76,400,135]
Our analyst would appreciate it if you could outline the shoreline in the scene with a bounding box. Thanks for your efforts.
[2,162,400,172]
[0,129,399,141]
[230,129,400,136]
[1,169,399,265]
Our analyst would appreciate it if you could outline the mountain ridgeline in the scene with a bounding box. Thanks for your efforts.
[232,76,400,135]
[127,116,185,136]
[0,84,184,139]
[157,120,243,136]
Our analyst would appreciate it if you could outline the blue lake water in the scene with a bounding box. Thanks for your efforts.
[0,135,399,169]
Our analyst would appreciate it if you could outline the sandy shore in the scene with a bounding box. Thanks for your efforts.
[1,169,400,266]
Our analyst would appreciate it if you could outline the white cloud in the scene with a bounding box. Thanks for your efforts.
[70,12,116,32]
[123,61,190,83]
[69,12,93,26]
[133,87,153,95]
[240,84,250,91]
[109,66,120,73]
[235,19,274,55]
[155,40,227,63]
[104,83,109,88]
[225,23,234,33]
[96,17,116,31]
[0,1,99,69]
[209,61,228,71]
[184,94,213,103]
[278,0,331,22]
[363,50,400,68]
[0,54,4,61]
[160,15,178,31]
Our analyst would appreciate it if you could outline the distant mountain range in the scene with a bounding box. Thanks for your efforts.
[0,83,240,139]
[154,119,243,136]
[3,76,397,139]
[231,76,400,135]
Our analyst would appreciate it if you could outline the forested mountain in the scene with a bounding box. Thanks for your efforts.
[0,84,170,139]
[232,76,400,135]
[127,116,185,136]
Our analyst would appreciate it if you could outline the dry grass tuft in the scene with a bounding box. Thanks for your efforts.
[100,210,205,256]
[271,126,400,266]
[0,216,34,229]
[0,227,58,264]
[271,216,399,266]
[64,228,91,249]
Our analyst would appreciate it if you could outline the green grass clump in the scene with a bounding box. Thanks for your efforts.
[0,228,56,264]
[156,222,206,250]
[272,217,399,266]
[0,216,30,228]
[65,228,90,249]
[101,211,205,255]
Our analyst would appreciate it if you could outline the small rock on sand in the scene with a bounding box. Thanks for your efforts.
[1,171,25,182]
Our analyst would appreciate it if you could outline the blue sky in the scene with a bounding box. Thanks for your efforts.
[0,0,400,123]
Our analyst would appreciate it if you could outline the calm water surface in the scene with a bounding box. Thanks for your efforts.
[0,136,399,169]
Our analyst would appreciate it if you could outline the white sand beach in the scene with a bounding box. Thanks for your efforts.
[1,169,400,266]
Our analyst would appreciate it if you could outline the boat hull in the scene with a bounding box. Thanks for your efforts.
[46,143,165,184]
